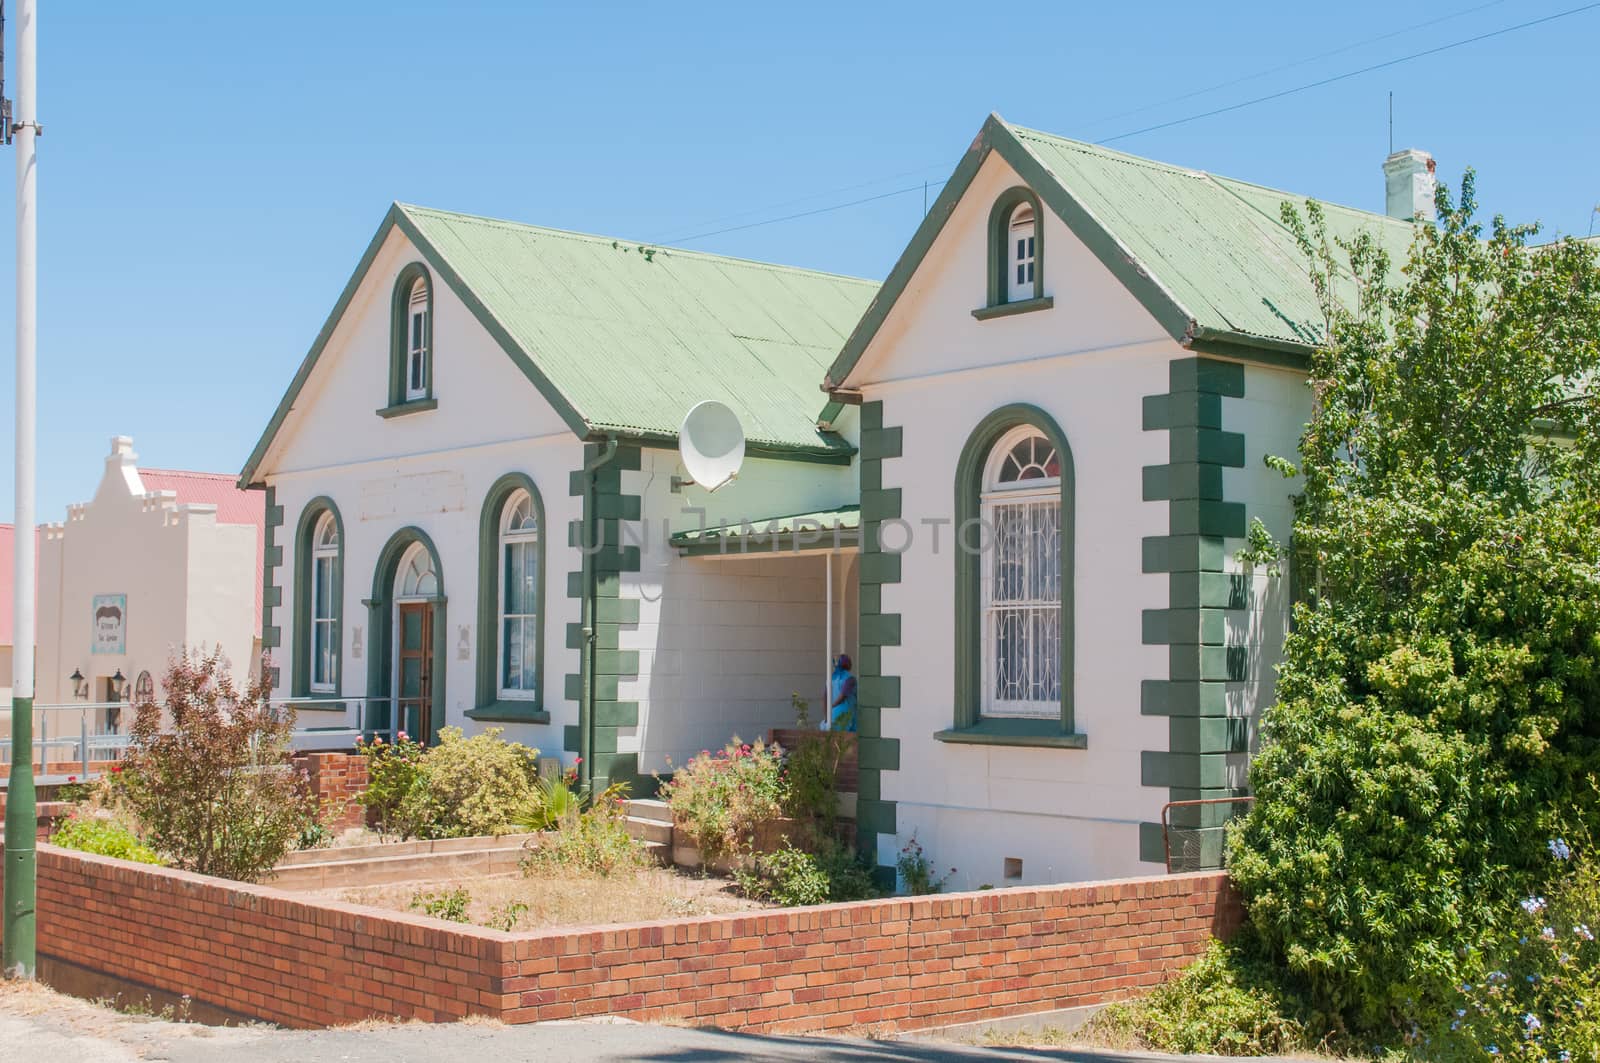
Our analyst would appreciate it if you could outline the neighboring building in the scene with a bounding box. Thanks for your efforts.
[244,117,1435,887]
[36,438,265,722]
[0,522,33,708]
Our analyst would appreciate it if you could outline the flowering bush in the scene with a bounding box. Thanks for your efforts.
[659,738,786,862]
[1437,839,1600,1061]
[358,727,539,839]
[121,649,314,882]
[896,832,954,895]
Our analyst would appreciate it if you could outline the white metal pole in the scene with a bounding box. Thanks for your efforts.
[4,0,40,979]
[823,550,833,729]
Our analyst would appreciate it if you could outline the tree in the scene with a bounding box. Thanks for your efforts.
[1227,174,1600,1031]
[122,649,314,881]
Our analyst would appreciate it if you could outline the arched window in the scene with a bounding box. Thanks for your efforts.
[981,426,1062,716]
[293,498,344,698]
[386,263,434,411]
[404,277,429,400]
[499,489,540,698]
[1007,202,1036,303]
[310,511,340,691]
[397,542,439,598]
[472,474,548,720]
[133,670,155,706]
[948,405,1076,741]
[978,188,1050,316]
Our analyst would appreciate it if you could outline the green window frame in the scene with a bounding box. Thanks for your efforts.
[381,262,437,416]
[940,403,1083,748]
[973,186,1055,321]
[291,497,344,699]
[468,473,549,724]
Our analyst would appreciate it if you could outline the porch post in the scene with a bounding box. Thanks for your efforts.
[824,549,833,724]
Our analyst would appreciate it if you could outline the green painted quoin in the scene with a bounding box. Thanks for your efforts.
[260,486,285,688]
[565,442,646,795]
[1138,356,1251,868]
[855,400,903,885]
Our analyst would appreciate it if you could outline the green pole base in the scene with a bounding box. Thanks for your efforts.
[3,694,38,979]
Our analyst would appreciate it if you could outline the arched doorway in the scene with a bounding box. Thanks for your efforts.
[367,528,447,744]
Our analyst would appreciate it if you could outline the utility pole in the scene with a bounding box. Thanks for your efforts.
[3,0,38,980]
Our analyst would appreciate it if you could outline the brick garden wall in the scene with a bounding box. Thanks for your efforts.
[4,845,1240,1031]
[291,751,369,830]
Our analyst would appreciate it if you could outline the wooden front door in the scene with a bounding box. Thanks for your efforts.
[396,602,433,742]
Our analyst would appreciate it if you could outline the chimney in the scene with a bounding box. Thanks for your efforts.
[1383,148,1437,222]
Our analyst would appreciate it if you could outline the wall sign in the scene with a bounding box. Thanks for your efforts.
[91,593,127,655]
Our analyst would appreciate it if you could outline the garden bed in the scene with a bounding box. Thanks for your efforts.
[322,861,772,933]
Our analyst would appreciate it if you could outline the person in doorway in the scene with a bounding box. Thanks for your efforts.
[828,654,857,732]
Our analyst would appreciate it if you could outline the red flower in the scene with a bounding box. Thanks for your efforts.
[109,764,124,774]
[67,775,77,783]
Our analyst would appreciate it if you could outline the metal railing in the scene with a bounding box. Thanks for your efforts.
[1160,795,1256,873]
[0,696,400,783]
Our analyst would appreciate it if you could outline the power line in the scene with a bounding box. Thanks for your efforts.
[1077,0,1510,133]
[1100,1,1600,144]
[661,180,948,246]
[658,1,1600,247]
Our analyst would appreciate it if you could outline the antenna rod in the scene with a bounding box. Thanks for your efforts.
[1388,91,1393,155]
[3,0,39,980]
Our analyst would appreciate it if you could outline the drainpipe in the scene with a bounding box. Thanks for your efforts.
[578,437,619,792]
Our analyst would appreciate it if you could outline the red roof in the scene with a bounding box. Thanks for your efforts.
[139,469,267,634]
[0,523,38,648]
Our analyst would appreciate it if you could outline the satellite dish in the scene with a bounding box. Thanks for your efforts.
[678,400,745,492]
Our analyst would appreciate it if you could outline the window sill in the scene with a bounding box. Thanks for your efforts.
[376,398,438,419]
[465,700,550,725]
[934,717,1087,748]
[971,296,1054,321]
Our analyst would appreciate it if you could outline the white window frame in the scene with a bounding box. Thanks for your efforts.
[1007,202,1037,303]
[310,512,339,693]
[980,425,1062,718]
[498,490,540,699]
[405,277,429,401]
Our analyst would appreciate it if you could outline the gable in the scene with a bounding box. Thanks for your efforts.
[828,115,1421,390]
[243,205,878,486]
[839,151,1172,387]
[248,225,576,481]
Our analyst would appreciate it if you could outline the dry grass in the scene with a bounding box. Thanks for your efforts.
[330,863,771,932]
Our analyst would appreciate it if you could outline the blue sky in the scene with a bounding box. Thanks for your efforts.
[0,0,1596,522]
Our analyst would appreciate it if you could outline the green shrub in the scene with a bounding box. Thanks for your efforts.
[1435,838,1600,1062]
[515,772,587,833]
[781,731,848,834]
[121,649,315,882]
[359,727,539,840]
[735,838,879,907]
[1085,939,1310,1057]
[53,814,164,865]
[484,901,529,933]
[660,739,785,862]
[409,887,470,923]
[520,784,646,877]
[1228,180,1600,1031]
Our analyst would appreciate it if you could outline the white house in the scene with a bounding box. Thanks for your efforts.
[35,437,265,724]
[244,115,1434,887]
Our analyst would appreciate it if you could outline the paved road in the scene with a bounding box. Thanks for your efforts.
[2,984,1274,1063]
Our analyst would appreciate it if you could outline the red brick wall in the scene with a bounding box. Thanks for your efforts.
[291,751,369,830]
[5,845,1240,1031]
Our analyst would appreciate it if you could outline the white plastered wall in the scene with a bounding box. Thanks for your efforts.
[847,150,1260,887]
[259,226,584,755]
[36,443,257,711]
[620,445,859,771]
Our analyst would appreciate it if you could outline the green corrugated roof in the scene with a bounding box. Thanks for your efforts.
[241,204,878,485]
[670,504,860,554]
[1009,125,1419,349]
[829,116,1425,388]
[400,205,876,455]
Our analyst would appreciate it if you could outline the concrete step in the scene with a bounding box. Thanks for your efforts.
[625,798,673,824]
[270,842,529,891]
[625,815,672,845]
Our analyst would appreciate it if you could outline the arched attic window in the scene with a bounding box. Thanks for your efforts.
[385,263,435,412]
[976,188,1052,319]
